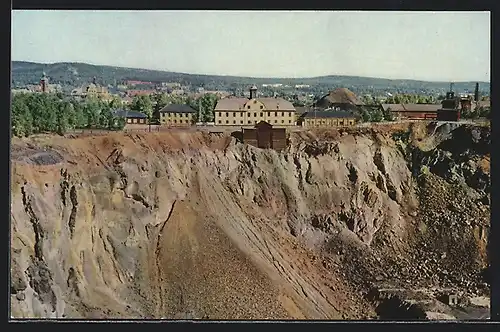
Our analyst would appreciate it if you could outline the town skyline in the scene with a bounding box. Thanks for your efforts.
[12,10,490,82]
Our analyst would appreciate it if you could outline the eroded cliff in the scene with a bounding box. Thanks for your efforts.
[10,122,490,320]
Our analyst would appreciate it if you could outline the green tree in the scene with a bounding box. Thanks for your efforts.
[56,102,70,135]
[371,108,384,122]
[197,93,218,122]
[382,107,395,121]
[11,94,33,137]
[108,96,122,110]
[71,99,87,128]
[152,93,170,124]
[152,92,170,111]
[27,94,58,132]
[83,99,101,128]
[360,108,372,122]
[130,95,153,121]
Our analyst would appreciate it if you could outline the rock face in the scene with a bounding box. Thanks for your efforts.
[10,123,490,320]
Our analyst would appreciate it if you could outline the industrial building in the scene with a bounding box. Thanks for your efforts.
[239,121,287,151]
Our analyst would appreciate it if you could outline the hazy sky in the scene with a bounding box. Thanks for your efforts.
[12,10,490,82]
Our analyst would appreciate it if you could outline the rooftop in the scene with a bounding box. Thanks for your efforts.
[381,104,440,113]
[159,104,197,114]
[112,109,148,118]
[303,110,359,119]
[215,97,295,111]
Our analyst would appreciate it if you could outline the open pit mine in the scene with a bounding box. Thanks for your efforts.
[10,122,490,320]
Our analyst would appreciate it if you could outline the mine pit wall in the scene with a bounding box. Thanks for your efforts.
[10,124,489,319]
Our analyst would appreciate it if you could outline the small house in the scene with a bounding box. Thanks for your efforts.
[113,109,148,124]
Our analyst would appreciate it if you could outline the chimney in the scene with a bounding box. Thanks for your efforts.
[474,82,479,102]
[40,72,48,93]
[249,85,257,99]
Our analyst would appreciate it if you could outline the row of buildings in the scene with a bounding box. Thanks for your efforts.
[118,84,484,129]
[22,75,482,129]
[117,85,361,129]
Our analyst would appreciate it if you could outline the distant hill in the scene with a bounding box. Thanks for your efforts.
[11,61,490,96]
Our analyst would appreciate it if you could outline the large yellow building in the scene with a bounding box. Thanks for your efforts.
[158,104,196,126]
[71,77,111,101]
[214,86,296,127]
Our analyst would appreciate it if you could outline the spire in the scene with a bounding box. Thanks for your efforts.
[249,85,258,99]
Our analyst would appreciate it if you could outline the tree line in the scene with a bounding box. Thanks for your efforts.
[11,93,127,137]
[11,91,220,137]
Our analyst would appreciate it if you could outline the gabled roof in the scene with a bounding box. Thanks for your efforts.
[255,121,272,129]
[215,97,296,111]
[159,104,196,113]
[112,109,148,118]
[303,110,358,119]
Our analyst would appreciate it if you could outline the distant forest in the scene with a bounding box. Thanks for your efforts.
[11,61,490,97]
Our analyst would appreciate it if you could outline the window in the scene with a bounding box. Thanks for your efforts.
[274,120,278,124]
[260,112,263,117]
[219,120,222,124]
[289,120,292,123]
[288,112,292,117]
[218,112,222,117]
[233,120,236,124]
[226,112,229,117]
[281,120,284,123]
[174,119,177,123]
[253,100,257,104]
[254,113,257,117]
[127,119,132,123]
[226,120,229,124]
[240,120,243,124]
[260,105,263,109]
[233,112,236,117]
[275,112,277,116]
[267,112,270,116]
[248,121,251,124]
[248,112,251,117]
[281,112,284,116]
[247,105,250,109]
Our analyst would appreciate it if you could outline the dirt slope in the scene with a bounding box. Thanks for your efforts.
[10,122,490,320]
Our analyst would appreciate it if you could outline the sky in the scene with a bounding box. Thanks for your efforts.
[11,10,490,82]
